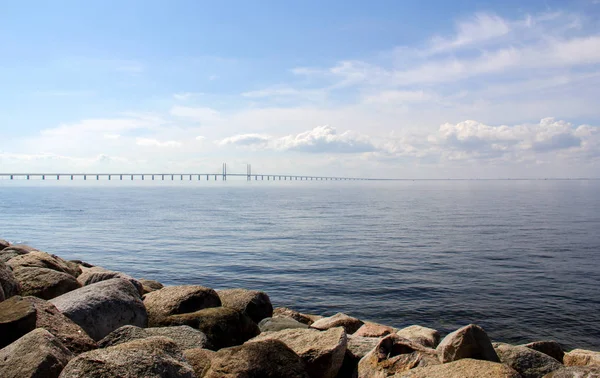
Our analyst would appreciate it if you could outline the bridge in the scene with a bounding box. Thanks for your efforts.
[0,164,380,182]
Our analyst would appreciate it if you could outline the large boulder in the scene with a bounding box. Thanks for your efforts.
[543,366,600,377]
[273,307,320,325]
[217,288,273,324]
[139,278,164,294]
[398,358,521,377]
[202,339,310,378]
[0,239,9,250]
[0,296,96,353]
[182,348,216,377]
[357,334,439,378]
[0,328,73,378]
[523,341,565,363]
[250,327,347,378]
[7,251,81,277]
[564,349,600,367]
[0,261,20,299]
[59,336,195,378]
[337,335,381,378]
[0,245,38,263]
[98,324,210,350]
[311,312,364,335]
[396,325,441,348]
[354,321,394,338]
[144,285,221,326]
[259,317,309,332]
[77,266,143,296]
[436,324,500,363]
[495,343,562,378]
[163,306,260,350]
[50,278,147,341]
[13,267,81,300]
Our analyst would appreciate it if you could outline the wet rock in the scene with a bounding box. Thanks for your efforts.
[354,321,394,338]
[0,328,73,378]
[259,316,309,332]
[522,341,565,363]
[337,335,381,378]
[217,288,273,324]
[0,239,9,250]
[78,266,143,296]
[182,348,215,377]
[564,349,600,367]
[436,324,500,363]
[98,324,210,350]
[311,312,364,335]
[357,334,439,378]
[144,285,221,326]
[165,306,260,350]
[139,278,164,294]
[495,343,562,378]
[202,339,310,378]
[0,261,20,299]
[50,278,147,341]
[273,307,318,325]
[250,327,347,378]
[398,358,521,378]
[13,267,81,300]
[59,336,195,378]
[543,366,600,377]
[7,251,81,277]
[396,325,441,348]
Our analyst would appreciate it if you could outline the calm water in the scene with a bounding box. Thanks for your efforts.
[1,180,599,350]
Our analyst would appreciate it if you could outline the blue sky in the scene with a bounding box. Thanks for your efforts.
[1,0,600,178]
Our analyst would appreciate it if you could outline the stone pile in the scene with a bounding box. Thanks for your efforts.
[0,239,599,378]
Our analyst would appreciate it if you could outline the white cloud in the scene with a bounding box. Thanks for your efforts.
[276,125,377,153]
[170,106,221,124]
[362,90,433,104]
[429,13,511,53]
[104,133,121,140]
[135,138,182,147]
[173,92,204,101]
[216,134,271,147]
[195,136,206,141]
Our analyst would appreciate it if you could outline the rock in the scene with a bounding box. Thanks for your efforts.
[7,251,81,277]
[0,328,73,378]
[0,296,97,353]
[13,267,81,300]
[495,343,562,378]
[0,286,4,302]
[543,366,600,377]
[98,324,210,350]
[50,278,148,341]
[354,321,394,337]
[0,245,35,263]
[202,339,310,378]
[337,335,381,378]
[78,266,143,296]
[0,261,20,299]
[182,348,215,377]
[564,349,600,367]
[357,334,439,378]
[311,312,364,335]
[68,260,94,268]
[139,278,164,294]
[273,307,318,325]
[250,327,347,378]
[396,325,441,348]
[436,324,500,363]
[397,358,521,378]
[164,306,260,350]
[59,336,195,378]
[217,288,273,324]
[522,341,565,363]
[259,317,309,332]
[0,239,9,250]
[144,285,221,326]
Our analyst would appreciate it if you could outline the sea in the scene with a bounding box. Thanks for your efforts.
[1,179,599,350]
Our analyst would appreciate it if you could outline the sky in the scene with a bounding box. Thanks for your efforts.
[1,0,600,179]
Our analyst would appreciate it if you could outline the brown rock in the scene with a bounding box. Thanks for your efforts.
[311,312,364,335]
[250,327,347,378]
[0,328,73,378]
[217,288,273,324]
[0,245,36,263]
[397,358,521,378]
[436,324,500,363]
[202,339,310,378]
[396,325,441,348]
[98,324,210,350]
[522,341,565,363]
[59,336,195,378]
[139,278,164,294]
[357,334,439,378]
[0,239,9,250]
[355,321,394,337]
[12,267,81,300]
[273,307,317,325]
[78,266,143,296]
[337,335,381,378]
[564,349,600,367]
[182,348,216,377]
[144,285,221,326]
[259,317,309,332]
[543,366,600,377]
[7,251,81,277]
[495,343,562,378]
[0,261,20,299]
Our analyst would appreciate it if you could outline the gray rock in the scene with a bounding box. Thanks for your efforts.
[259,316,309,332]
[311,312,364,335]
[0,328,73,378]
[564,349,600,367]
[143,285,221,326]
[337,335,381,378]
[59,336,195,378]
[522,341,565,363]
[436,324,500,363]
[495,343,562,378]
[396,325,441,348]
[0,261,20,299]
[78,266,143,296]
[7,251,81,277]
[13,267,81,300]
[202,339,310,378]
[182,348,215,377]
[250,327,347,378]
[139,278,164,294]
[98,324,210,350]
[50,278,147,341]
[543,366,600,377]
[397,358,522,378]
[273,307,319,325]
[217,288,273,324]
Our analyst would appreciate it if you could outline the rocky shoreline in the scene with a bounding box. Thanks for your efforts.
[0,239,598,378]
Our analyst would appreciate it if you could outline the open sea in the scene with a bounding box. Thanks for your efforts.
[1,180,599,350]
